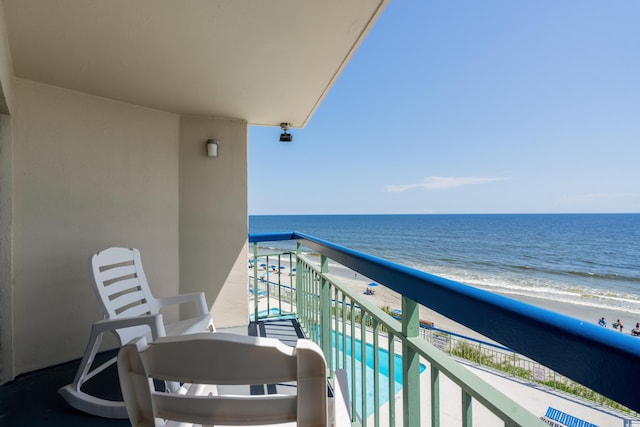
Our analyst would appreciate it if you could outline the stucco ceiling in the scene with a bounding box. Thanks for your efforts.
[3,0,388,127]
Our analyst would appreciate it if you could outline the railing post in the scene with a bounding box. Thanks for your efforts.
[296,243,303,326]
[462,390,472,427]
[252,242,259,323]
[402,296,420,427]
[276,253,282,313]
[320,254,331,367]
[431,366,440,427]
[289,251,295,309]
[389,333,396,426]
[373,321,380,427]
[350,304,357,419]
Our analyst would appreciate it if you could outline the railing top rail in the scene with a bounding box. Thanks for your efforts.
[249,232,296,243]
[249,231,640,412]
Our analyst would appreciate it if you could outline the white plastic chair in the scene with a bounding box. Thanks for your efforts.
[117,332,351,427]
[59,247,215,418]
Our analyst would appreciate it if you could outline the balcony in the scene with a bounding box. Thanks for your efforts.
[249,231,640,426]
[3,232,640,426]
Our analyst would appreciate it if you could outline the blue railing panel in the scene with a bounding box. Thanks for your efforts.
[249,231,640,413]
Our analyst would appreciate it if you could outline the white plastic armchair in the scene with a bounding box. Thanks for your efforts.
[59,247,215,419]
[117,333,351,427]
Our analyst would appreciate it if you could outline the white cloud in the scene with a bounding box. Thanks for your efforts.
[386,176,508,193]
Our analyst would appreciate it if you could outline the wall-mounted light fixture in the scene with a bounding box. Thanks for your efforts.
[206,139,219,158]
[279,123,292,142]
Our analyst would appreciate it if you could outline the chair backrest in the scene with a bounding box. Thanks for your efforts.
[117,333,329,426]
[91,247,160,344]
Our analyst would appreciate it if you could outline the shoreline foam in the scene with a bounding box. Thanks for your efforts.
[250,252,640,343]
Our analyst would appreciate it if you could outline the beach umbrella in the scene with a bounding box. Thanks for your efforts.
[279,266,286,270]
[368,282,379,287]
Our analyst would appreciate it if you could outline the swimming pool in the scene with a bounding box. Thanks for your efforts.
[250,310,426,418]
[331,332,426,418]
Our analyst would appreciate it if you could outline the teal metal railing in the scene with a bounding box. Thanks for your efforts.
[293,248,545,426]
[249,244,296,322]
[248,232,640,425]
[250,237,543,426]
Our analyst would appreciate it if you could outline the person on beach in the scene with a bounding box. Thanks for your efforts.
[632,323,640,337]
[612,319,623,332]
[598,317,606,327]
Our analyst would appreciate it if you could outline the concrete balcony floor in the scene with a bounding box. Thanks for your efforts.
[0,318,304,426]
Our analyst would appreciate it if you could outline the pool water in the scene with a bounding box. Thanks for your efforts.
[250,310,426,418]
[331,332,426,418]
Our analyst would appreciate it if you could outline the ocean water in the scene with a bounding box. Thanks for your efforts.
[249,214,640,317]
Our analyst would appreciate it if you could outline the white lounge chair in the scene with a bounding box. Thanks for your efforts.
[59,247,215,418]
[117,332,351,427]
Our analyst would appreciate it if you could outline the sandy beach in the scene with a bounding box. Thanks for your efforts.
[251,253,640,345]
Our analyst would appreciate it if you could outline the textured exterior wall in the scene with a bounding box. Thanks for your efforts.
[179,116,249,328]
[0,2,14,114]
[11,79,180,374]
[0,113,13,382]
[0,1,15,381]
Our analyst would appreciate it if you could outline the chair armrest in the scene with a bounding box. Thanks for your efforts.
[93,313,166,341]
[155,292,209,316]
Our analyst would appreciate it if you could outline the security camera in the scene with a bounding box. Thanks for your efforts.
[279,122,292,142]
[279,133,292,142]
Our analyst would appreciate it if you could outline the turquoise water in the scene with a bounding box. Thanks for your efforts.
[332,332,426,418]
[253,310,426,418]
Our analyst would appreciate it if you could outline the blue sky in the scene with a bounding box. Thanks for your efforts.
[249,1,640,215]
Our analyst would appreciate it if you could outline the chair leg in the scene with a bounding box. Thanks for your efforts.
[58,323,128,419]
